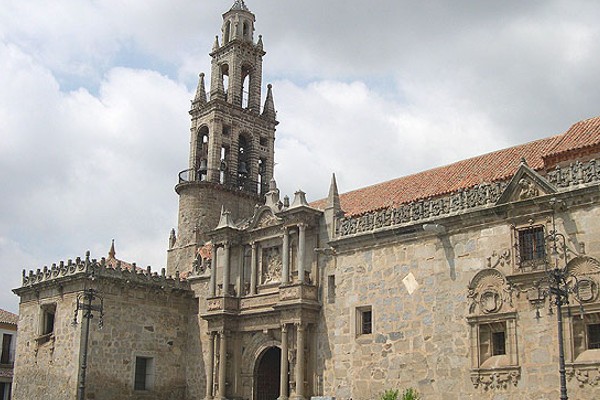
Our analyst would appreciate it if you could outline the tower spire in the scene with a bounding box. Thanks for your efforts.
[192,73,207,107]
[262,84,276,119]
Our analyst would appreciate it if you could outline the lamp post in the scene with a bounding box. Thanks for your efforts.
[535,198,583,400]
[72,252,104,400]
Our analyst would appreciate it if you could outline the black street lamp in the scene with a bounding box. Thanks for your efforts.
[72,252,104,400]
[534,198,584,400]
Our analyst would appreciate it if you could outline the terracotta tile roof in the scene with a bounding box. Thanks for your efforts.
[312,116,600,217]
[544,116,600,160]
[0,308,18,326]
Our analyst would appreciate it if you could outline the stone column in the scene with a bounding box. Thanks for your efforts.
[279,324,289,400]
[250,242,257,295]
[297,224,306,284]
[282,228,289,284]
[295,323,305,400]
[223,242,231,296]
[218,330,227,399]
[210,245,218,297]
[206,332,215,399]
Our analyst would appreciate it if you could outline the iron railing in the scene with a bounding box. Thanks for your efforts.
[178,168,268,195]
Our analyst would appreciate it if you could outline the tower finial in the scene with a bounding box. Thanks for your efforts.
[193,73,207,107]
[327,173,341,212]
[262,84,276,119]
[108,239,116,259]
[230,0,249,11]
[212,35,220,52]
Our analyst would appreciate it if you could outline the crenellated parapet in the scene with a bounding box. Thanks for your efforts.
[18,251,190,292]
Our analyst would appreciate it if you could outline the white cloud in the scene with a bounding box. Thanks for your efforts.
[1,0,600,313]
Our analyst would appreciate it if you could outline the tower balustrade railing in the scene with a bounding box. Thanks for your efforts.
[178,168,269,195]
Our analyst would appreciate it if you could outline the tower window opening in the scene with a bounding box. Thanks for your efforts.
[221,64,230,100]
[224,20,231,43]
[241,66,251,108]
[195,127,209,181]
[220,146,229,184]
[243,21,249,40]
[258,158,266,194]
[238,135,250,188]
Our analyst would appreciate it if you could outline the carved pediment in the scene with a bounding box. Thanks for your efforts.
[248,206,282,230]
[496,163,557,205]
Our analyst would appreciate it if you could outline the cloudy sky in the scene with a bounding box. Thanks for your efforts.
[1,0,599,312]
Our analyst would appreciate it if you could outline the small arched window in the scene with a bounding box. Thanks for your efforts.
[221,64,230,100]
[243,21,249,40]
[224,21,231,43]
[195,126,209,180]
[241,65,251,108]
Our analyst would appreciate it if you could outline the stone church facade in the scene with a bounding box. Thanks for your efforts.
[10,2,600,399]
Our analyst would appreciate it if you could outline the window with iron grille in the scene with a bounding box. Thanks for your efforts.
[517,226,545,264]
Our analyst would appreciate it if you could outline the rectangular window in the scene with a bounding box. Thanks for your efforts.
[356,306,372,336]
[40,303,56,336]
[1,334,12,364]
[134,356,154,391]
[587,323,600,350]
[518,226,545,262]
[479,322,506,363]
[327,275,336,304]
[492,331,506,356]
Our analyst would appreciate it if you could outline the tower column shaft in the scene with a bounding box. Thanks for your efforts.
[206,332,215,399]
[295,324,305,400]
[210,246,218,297]
[282,228,289,284]
[218,331,227,399]
[222,243,231,296]
[279,324,289,400]
[297,224,306,283]
[250,243,257,295]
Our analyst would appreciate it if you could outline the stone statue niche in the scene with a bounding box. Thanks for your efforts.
[261,246,282,285]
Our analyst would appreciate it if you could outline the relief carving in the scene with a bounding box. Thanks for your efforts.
[487,249,511,269]
[468,269,514,315]
[261,247,282,284]
[567,365,600,387]
[517,178,539,200]
[471,368,520,390]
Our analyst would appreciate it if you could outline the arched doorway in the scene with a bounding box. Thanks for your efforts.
[255,346,281,400]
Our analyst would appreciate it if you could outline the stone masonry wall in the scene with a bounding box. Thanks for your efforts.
[13,290,82,400]
[319,198,600,400]
[83,281,193,400]
[167,183,260,276]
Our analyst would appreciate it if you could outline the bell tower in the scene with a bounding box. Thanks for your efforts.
[167,0,278,275]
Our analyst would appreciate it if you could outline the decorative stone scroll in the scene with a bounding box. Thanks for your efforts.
[471,368,521,391]
[337,181,507,237]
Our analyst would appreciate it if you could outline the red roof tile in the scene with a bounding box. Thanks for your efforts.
[0,308,18,326]
[312,116,600,216]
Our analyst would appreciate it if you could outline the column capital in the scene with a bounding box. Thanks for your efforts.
[294,322,304,331]
[297,222,307,230]
[281,323,288,333]
[251,241,257,249]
